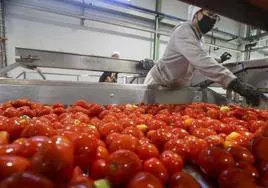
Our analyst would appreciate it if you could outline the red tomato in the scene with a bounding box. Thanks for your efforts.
[248,120,266,133]
[106,149,142,185]
[13,138,36,157]
[169,171,201,188]
[204,135,224,147]
[136,143,160,160]
[260,170,268,187]
[0,143,22,155]
[171,128,189,139]
[122,126,144,139]
[143,157,169,184]
[164,139,188,158]
[0,155,30,178]
[74,134,98,169]
[127,172,163,188]
[31,136,74,177]
[160,151,184,174]
[75,100,89,109]
[218,168,257,188]
[109,134,138,152]
[118,117,135,128]
[0,172,54,188]
[198,147,235,177]
[236,162,259,178]
[3,117,28,140]
[90,159,107,180]
[3,107,19,117]
[147,119,168,130]
[257,160,268,174]
[97,140,106,147]
[184,136,208,161]
[98,122,123,138]
[226,146,255,164]
[105,132,120,145]
[74,112,90,123]
[59,131,79,142]
[251,136,268,161]
[95,146,109,160]
[21,120,56,138]
[191,128,217,139]
[11,99,31,108]
[88,104,105,117]
[148,128,173,150]
[155,113,170,124]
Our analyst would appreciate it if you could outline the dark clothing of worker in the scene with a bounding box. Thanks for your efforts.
[99,72,118,83]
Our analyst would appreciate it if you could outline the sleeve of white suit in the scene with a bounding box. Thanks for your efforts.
[172,25,236,88]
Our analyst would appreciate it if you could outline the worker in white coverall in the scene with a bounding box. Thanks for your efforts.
[141,5,264,106]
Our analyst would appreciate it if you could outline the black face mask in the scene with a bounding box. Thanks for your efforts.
[198,15,216,34]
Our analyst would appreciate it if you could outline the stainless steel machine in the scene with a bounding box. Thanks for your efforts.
[0,47,267,106]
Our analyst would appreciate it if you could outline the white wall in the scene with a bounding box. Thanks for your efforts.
[5,0,243,82]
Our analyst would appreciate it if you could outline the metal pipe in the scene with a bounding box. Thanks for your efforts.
[1,0,7,67]
[153,0,162,60]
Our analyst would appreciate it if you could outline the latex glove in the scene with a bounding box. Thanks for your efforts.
[138,59,155,70]
[220,52,232,63]
[227,78,265,106]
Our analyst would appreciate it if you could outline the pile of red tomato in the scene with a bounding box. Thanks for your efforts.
[0,99,267,188]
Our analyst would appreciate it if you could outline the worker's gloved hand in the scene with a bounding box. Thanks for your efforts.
[227,78,265,106]
[138,59,155,70]
[220,52,232,63]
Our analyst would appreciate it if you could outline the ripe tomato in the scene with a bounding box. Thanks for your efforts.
[118,117,135,128]
[0,172,54,188]
[171,128,189,139]
[191,128,217,139]
[143,157,169,184]
[127,172,163,188]
[21,120,56,138]
[95,146,109,160]
[251,136,268,161]
[236,162,259,178]
[2,107,19,117]
[148,128,173,150]
[59,131,79,142]
[3,117,27,140]
[147,119,168,130]
[226,146,255,164]
[98,122,123,138]
[31,136,74,177]
[90,159,107,180]
[169,171,201,188]
[160,151,184,174]
[260,170,268,187]
[105,132,120,145]
[164,139,188,158]
[136,143,160,160]
[198,147,235,177]
[74,112,90,123]
[109,134,138,152]
[75,100,89,109]
[183,136,208,161]
[106,149,142,185]
[0,155,30,178]
[122,126,144,139]
[0,143,22,155]
[204,135,224,147]
[74,134,98,169]
[218,168,257,188]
